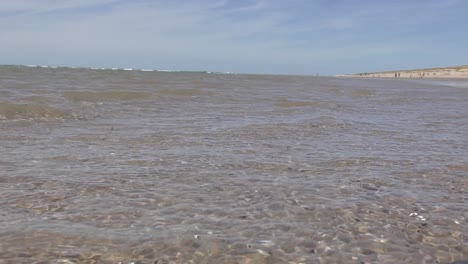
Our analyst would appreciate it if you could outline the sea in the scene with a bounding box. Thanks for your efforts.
[0,65,466,263]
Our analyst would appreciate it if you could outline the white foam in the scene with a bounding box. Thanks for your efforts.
[207,71,236,75]
[13,64,222,74]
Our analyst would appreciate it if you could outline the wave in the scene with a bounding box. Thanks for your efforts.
[275,99,321,108]
[407,79,468,89]
[0,102,70,120]
[63,91,150,102]
[2,64,233,74]
[158,89,212,97]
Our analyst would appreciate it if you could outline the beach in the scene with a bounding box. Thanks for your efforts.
[342,65,468,79]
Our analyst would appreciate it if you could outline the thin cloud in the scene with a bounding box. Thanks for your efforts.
[1,0,467,74]
[0,0,121,15]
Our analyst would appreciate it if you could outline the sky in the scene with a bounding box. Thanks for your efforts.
[1,0,468,75]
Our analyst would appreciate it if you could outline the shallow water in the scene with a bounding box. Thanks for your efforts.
[0,65,467,263]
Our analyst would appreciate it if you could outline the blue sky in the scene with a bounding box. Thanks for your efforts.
[1,0,467,75]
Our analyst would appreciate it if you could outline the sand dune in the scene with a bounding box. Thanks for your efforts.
[342,65,468,79]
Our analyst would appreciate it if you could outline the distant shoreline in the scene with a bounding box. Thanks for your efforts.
[338,65,468,79]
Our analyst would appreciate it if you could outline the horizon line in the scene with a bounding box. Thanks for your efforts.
[0,63,327,77]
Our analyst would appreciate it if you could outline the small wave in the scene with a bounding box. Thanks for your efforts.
[407,79,468,89]
[275,99,321,108]
[0,102,69,120]
[158,89,212,97]
[63,91,150,102]
[351,88,375,97]
[207,71,236,75]
[23,96,52,103]
[299,116,351,130]
[439,81,468,88]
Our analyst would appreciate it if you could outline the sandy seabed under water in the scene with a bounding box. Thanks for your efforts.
[0,66,467,263]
